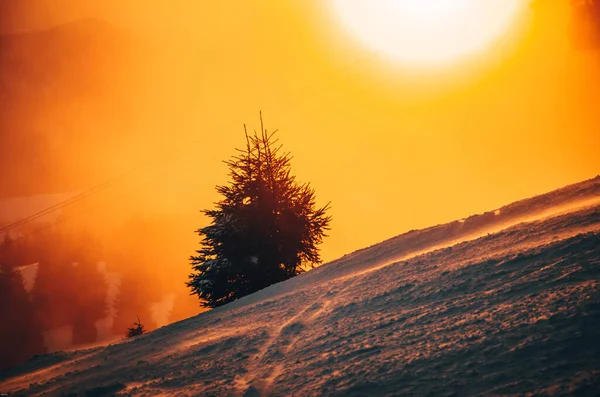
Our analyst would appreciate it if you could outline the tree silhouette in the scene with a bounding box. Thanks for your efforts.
[187,114,331,308]
[31,238,78,331]
[71,259,109,345]
[126,315,146,338]
[0,235,46,370]
[30,229,108,345]
[112,272,157,336]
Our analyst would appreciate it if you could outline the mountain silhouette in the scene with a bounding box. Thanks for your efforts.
[0,18,135,198]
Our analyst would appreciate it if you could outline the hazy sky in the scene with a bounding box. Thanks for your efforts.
[1,0,599,263]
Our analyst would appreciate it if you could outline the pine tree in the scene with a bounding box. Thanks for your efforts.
[70,230,109,345]
[0,235,46,370]
[30,229,78,331]
[125,315,145,338]
[71,259,109,345]
[112,272,157,336]
[30,228,109,345]
[187,114,331,308]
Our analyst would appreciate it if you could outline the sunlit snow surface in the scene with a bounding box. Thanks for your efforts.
[1,177,600,396]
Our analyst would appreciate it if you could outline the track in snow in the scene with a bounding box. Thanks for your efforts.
[2,178,600,396]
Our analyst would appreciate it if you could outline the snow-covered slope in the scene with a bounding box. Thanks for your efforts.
[2,177,600,396]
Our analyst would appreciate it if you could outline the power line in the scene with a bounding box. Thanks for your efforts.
[0,140,201,235]
[7,172,159,243]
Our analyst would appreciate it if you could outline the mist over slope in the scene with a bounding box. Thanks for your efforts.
[0,19,137,198]
[1,177,599,396]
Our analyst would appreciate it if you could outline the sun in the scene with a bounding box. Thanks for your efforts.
[329,0,525,69]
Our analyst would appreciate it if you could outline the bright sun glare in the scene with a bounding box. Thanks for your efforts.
[330,0,525,69]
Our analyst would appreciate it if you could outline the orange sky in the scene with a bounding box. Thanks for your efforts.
[2,0,599,263]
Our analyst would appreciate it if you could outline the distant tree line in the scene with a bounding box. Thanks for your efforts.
[0,226,164,370]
